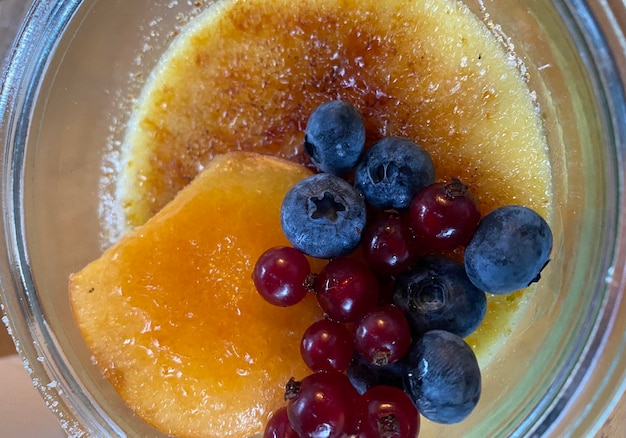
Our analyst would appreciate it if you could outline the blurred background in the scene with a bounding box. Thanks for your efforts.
[1,2,65,437]
[0,0,31,356]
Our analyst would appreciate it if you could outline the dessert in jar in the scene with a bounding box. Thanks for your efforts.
[70,0,553,436]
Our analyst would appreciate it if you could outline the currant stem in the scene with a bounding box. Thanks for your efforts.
[378,414,401,437]
[444,177,468,198]
[284,377,301,401]
[303,272,318,293]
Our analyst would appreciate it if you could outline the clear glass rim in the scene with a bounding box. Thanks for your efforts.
[0,1,122,436]
[0,1,624,437]
[532,0,626,435]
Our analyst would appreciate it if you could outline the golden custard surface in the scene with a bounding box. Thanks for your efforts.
[119,0,552,361]
[122,0,551,227]
[72,153,324,437]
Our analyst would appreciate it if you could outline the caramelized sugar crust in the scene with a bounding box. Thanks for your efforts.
[122,0,551,228]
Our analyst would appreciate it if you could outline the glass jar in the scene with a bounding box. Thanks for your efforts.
[0,1,624,436]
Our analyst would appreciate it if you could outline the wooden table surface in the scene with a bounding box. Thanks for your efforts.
[0,0,624,436]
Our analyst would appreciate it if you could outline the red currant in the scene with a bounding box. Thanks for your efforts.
[315,258,379,323]
[264,406,299,438]
[354,305,412,366]
[253,246,313,307]
[409,178,481,251]
[362,213,418,276]
[300,318,355,373]
[285,372,361,438]
[358,386,420,438]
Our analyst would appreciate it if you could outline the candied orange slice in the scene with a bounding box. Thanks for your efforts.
[70,152,323,437]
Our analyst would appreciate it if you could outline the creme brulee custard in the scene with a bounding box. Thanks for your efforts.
[74,0,552,436]
[119,0,551,360]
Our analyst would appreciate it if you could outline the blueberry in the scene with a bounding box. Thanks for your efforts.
[393,256,487,338]
[281,173,366,259]
[464,205,553,294]
[346,351,406,395]
[304,100,366,175]
[404,330,481,424]
[354,136,435,210]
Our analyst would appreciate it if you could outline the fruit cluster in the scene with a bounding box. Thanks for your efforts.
[253,101,553,437]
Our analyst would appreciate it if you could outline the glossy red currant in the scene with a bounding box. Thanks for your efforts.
[409,178,481,251]
[362,213,418,276]
[354,305,412,366]
[358,385,420,438]
[315,258,379,323]
[253,246,313,307]
[285,372,361,438]
[300,318,355,373]
[264,406,299,438]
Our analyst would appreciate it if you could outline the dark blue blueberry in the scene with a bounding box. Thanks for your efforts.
[280,173,366,259]
[304,100,366,175]
[404,330,481,424]
[393,256,487,338]
[464,205,553,294]
[354,136,435,210]
[346,351,406,395]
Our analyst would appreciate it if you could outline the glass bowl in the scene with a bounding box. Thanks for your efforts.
[1,0,624,437]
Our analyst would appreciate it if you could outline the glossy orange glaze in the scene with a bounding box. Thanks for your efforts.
[72,153,324,437]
